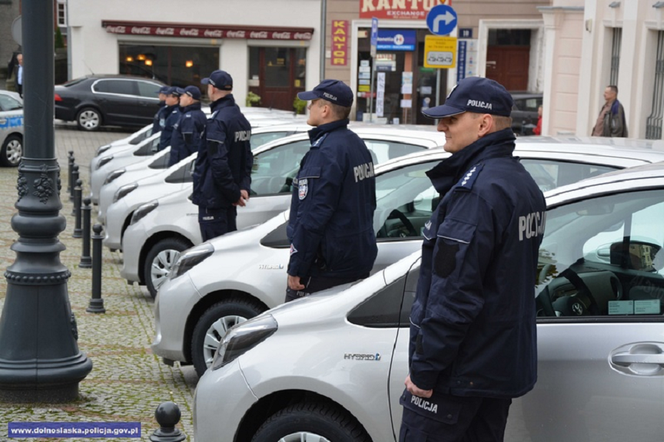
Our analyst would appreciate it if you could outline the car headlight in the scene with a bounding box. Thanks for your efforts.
[170,242,214,280]
[96,144,112,156]
[113,183,138,203]
[96,155,113,170]
[104,168,126,185]
[130,201,159,225]
[211,314,278,371]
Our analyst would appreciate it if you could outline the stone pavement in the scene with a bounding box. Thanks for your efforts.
[0,124,197,441]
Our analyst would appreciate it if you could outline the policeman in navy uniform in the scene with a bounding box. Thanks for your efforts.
[285,79,377,302]
[191,70,252,241]
[152,86,170,135]
[157,87,182,152]
[169,85,206,167]
[399,77,546,442]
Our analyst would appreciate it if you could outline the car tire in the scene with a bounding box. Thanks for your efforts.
[251,402,371,442]
[0,134,22,167]
[191,298,265,377]
[76,107,102,131]
[143,237,192,299]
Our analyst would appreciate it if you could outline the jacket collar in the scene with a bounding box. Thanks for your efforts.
[308,118,349,144]
[426,128,516,195]
[183,102,202,113]
[210,94,236,113]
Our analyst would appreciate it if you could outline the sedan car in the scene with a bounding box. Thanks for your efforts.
[511,92,542,135]
[122,127,442,296]
[54,75,166,131]
[151,141,664,377]
[0,90,24,167]
[194,162,664,442]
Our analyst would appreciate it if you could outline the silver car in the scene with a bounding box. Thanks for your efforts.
[152,142,664,377]
[194,162,664,442]
[0,90,24,167]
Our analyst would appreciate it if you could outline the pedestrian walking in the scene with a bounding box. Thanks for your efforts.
[592,85,628,137]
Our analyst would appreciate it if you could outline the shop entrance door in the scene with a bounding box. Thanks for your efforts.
[250,47,306,111]
[486,46,529,91]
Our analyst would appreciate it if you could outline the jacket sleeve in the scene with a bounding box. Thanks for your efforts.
[287,148,343,278]
[241,142,253,193]
[610,102,627,137]
[409,190,494,390]
[207,119,241,203]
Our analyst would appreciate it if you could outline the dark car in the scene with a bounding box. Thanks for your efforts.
[54,75,165,131]
[511,92,543,136]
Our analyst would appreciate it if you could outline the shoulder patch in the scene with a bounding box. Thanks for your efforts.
[455,163,484,191]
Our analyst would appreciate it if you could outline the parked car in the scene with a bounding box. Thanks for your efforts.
[194,162,664,442]
[0,90,24,167]
[121,126,443,297]
[54,75,166,131]
[151,141,664,377]
[511,92,542,136]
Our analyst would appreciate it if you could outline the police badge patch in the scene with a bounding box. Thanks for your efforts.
[298,178,308,200]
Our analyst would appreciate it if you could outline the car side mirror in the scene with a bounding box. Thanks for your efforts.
[610,240,663,271]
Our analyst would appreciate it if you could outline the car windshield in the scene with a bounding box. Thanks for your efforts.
[0,94,22,111]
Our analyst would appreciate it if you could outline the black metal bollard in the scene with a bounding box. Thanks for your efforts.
[72,179,83,237]
[70,164,79,201]
[67,151,74,196]
[150,402,186,442]
[86,224,106,314]
[80,197,92,268]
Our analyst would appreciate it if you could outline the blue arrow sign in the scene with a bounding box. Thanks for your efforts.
[426,4,457,36]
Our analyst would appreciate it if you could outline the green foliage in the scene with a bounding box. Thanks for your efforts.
[246,91,261,107]
[55,27,65,49]
[293,96,307,115]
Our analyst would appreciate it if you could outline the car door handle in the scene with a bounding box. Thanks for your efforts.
[610,343,664,376]
[612,353,664,366]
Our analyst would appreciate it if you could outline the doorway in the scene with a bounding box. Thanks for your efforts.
[485,29,530,91]
[249,47,306,111]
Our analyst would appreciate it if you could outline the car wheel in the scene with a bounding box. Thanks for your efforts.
[143,237,192,299]
[0,134,22,167]
[76,107,102,131]
[191,298,265,377]
[251,402,371,442]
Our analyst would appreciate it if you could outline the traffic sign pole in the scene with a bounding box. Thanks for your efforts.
[369,17,378,122]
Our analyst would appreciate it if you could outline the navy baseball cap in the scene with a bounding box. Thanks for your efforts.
[202,70,233,90]
[169,87,184,97]
[423,77,513,119]
[183,85,201,100]
[298,79,354,107]
[157,86,170,95]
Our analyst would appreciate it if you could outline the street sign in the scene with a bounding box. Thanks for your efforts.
[424,35,457,69]
[370,17,378,58]
[426,4,457,36]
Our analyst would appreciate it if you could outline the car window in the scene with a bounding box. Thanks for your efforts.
[537,189,664,319]
[93,80,136,96]
[251,140,311,196]
[0,94,22,111]
[165,158,195,184]
[363,139,427,164]
[251,132,293,149]
[513,97,542,112]
[375,161,439,240]
[136,81,161,98]
[135,136,161,156]
[521,159,617,192]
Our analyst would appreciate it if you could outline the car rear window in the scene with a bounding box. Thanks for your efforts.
[137,81,162,98]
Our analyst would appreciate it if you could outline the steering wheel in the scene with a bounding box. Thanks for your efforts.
[550,266,601,316]
[387,209,418,237]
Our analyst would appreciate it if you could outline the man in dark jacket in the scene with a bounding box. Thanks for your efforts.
[151,86,170,135]
[169,85,206,167]
[285,79,377,302]
[592,85,628,137]
[157,87,182,152]
[191,70,252,241]
[399,77,546,442]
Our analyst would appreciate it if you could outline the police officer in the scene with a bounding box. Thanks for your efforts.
[169,85,206,167]
[285,79,377,302]
[191,70,252,241]
[399,77,546,442]
[157,87,182,152]
[152,86,170,135]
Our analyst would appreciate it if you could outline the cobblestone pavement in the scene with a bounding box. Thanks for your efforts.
[0,123,198,441]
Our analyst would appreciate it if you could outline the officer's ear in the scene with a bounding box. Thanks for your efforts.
[477,114,494,137]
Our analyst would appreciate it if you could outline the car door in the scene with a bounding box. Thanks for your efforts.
[92,79,139,126]
[507,188,664,441]
[135,80,163,124]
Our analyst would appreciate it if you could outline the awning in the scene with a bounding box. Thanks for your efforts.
[102,20,314,41]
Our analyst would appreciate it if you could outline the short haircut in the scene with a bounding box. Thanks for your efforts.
[607,85,618,94]
[322,99,352,120]
[468,112,513,131]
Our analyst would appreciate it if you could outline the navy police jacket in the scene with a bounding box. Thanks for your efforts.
[152,102,166,135]
[287,119,378,280]
[192,94,252,210]
[407,129,545,399]
[157,104,181,152]
[169,102,206,167]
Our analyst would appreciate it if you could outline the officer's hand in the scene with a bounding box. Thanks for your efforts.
[405,375,433,398]
[234,196,246,207]
[288,275,305,291]
[240,189,249,202]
